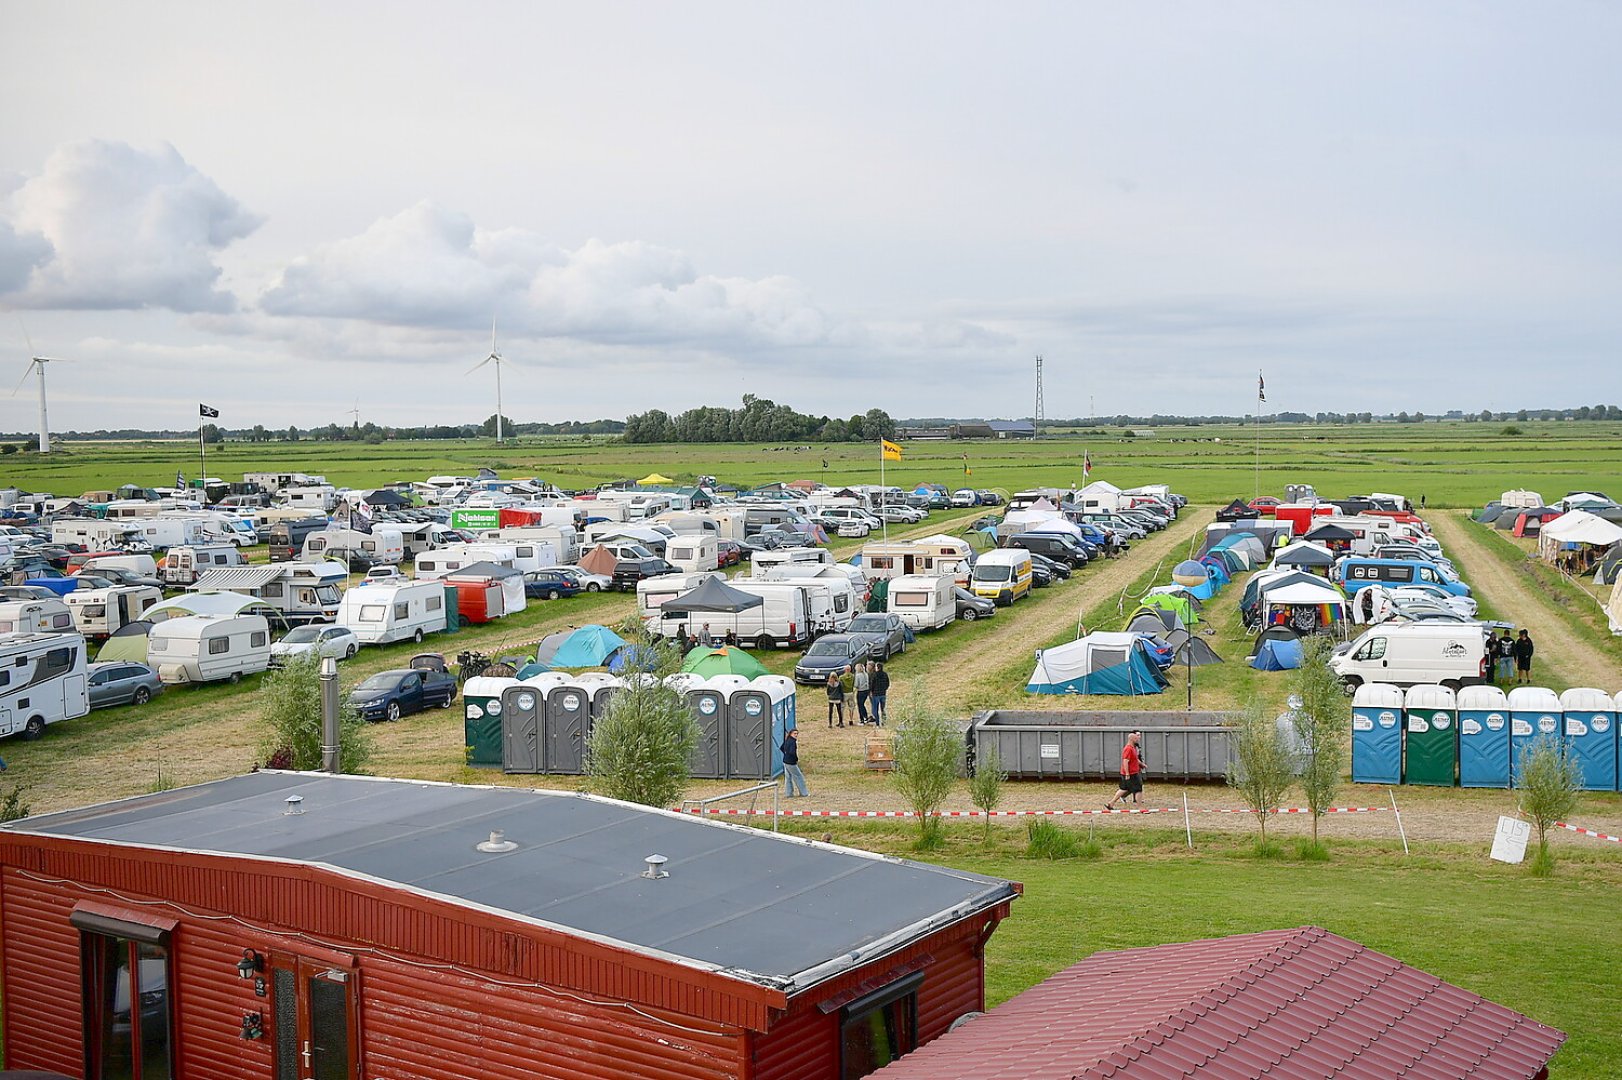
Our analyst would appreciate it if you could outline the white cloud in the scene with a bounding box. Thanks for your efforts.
[1,140,261,312]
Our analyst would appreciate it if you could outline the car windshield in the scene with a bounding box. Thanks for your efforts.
[806,639,851,657]
[847,617,885,632]
[282,627,320,643]
[976,565,1012,582]
[356,673,402,692]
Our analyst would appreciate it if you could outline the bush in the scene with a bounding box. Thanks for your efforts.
[585,636,697,808]
[969,743,1007,840]
[1289,638,1348,844]
[1516,735,1581,870]
[1026,819,1081,860]
[257,655,372,773]
[0,783,31,823]
[889,684,963,842]
[1227,701,1295,843]
[1501,424,1524,436]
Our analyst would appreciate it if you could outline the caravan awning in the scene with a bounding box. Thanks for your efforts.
[192,566,283,591]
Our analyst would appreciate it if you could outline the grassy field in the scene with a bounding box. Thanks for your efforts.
[8,420,1622,508]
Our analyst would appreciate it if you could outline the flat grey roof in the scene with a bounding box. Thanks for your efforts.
[7,772,1015,992]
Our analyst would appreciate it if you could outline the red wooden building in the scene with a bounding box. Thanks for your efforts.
[0,772,1017,1080]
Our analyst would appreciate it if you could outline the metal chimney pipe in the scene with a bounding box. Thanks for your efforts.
[319,656,340,773]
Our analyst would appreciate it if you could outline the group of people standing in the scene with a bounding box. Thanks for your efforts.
[825,662,889,727]
[1491,628,1536,685]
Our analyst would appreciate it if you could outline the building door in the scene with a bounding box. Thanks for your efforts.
[271,957,357,1080]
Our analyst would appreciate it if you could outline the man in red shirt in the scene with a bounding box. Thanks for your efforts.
[1104,731,1144,811]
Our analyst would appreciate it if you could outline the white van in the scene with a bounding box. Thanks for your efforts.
[1329,622,1491,690]
[65,585,163,638]
[162,544,247,586]
[480,525,578,565]
[636,573,722,627]
[666,534,719,574]
[971,549,1033,606]
[0,600,75,635]
[762,562,870,605]
[336,580,447,645]
[303,526,405,566]
[149,614,272,684]
[0,631,90,739]
[729,576,857,637]
[191,561,346,625]
[659,582,813,650]
[886,574,957,632]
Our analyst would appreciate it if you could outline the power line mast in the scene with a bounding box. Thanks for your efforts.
[1034,355,1045,437]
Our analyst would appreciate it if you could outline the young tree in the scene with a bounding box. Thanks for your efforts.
[585,636,698,808]
[969,742,1007,841]
[1289,639,1349,844]
[1516,736,1582,871]
[258,655,372,773]
[1227,701,1295,844]
[889,684,963,843]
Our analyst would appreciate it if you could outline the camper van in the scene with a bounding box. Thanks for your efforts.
[970,549,1033,606]
[666,534,719,574]
[761,563,871,605]
[1335,558,1470,598]
[278,485,339,514]
[191,562,346,625]
[51,518,148,551]
[474,525,579,566]
[161,544,247,586]
[0,600,75,634]
[336,580,448,645]
[131,514,233,550]
[750,547,834,572]
[268,517,331,561]
[636,572,723,627]
[395,521,464,560]
[413,544,519,580]
[886,574,957,631]
[730,576,857,636]
[0,631,90,739]
[148,614,272,684]
[658,582,813,650]
[1329,622,1491,690]
[64,585,162,638]
[859,537,974,584]
[303,526,406,566]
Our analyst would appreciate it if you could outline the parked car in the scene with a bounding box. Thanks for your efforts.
[976,490,1003,506]
[876,504,925,524]
[554,565,610,592]
[1028,552,1071,580]
[954,588,996,621]
[739,535,778,558]
[348,667,458,721]
[844,613,909,659]
[523,569,583,600]
[74,565,164,589]
[363,565,408,584]
[86,661,164,708]
[270,624,361,664]
[836,520,872,539]
[950,489,979,508]
[716,539,743,567]
[1029,561,1054,588]
[763,529,818,549]
[1249,496,1282,512]
[793,634,874,684]
[1388,584,1478,618]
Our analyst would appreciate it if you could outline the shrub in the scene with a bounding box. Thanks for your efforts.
[1516,735,1581,872]
[1026,819,1081,860]
[1289,638,1348,844]
[585,635,697,808]
[0,783,31,823]
[889,684,963,842]
[257,654,372,773]
[969,743,1007,840]
[1227,701,1295,843]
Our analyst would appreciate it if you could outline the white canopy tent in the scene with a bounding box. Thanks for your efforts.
[1537,510,1622,561]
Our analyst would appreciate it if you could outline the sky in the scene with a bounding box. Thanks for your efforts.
[1,2,1619,433]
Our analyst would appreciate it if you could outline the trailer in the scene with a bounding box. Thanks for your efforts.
[0,631,89,738]
[337,580,449,645]
[64,585,163,638]
[190,562,345,626]
[148,614,272,684]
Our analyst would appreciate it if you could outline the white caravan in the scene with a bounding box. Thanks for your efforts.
[0,632,90,739]
[761,563,870,605]
[191,562,346,625]
[50,518,148,551]
[0,599,75,634]
[277,485,339,513]
[413,544,519,580]
[336,580,448,645]
[64,585,163,638]
[657,581,813,650]
[666,534,719,574]
[750,548,834,572]
[886,574,957,631]
[161,544,248,586]
[479,526,578,566]
[303,526,406,566]
[149,614,272,684]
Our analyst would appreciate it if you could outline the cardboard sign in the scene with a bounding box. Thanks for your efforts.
[1491,815,1531,864]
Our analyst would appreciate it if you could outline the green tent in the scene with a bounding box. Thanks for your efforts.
[1140,592,1198,628]
[681,646,769,679]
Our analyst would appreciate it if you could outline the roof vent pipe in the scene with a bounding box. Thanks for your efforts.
[476,830,517,853]
[284,795,304,816]
[642,854,669,879]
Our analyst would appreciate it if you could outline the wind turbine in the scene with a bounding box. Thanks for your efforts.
[467,317,517,443]
[11,323,69,453]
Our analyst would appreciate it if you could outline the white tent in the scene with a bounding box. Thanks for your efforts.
[1078,480,1122,497]
[1262,579,1346,606]
[1538,510,1622,560]
[1608,577,1622,636]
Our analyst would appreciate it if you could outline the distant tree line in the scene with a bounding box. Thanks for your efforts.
[623,395,896,444]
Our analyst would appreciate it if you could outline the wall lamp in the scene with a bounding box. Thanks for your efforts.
[238,948,267,996]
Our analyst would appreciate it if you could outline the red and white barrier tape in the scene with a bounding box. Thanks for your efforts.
[679,805,1389,818]
[1554,821,1622,844]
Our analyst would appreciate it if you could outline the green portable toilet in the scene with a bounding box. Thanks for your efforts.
[462,675,521,766]
[1403,683,1458,786]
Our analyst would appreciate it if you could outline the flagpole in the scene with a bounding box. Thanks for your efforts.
[198,413,205,497]
[1254,372,1262,500]
[879,438,889,542]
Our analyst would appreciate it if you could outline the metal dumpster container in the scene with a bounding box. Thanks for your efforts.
[968,710,1236,781]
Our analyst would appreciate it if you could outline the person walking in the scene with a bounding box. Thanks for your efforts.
[1104,731,1143,811]
[781,729,808,798]
[1514,629,1536,685]
[825,671,847,727]
[853,661,872,725]
[869,662,890,726]
[1495,630,1516,684]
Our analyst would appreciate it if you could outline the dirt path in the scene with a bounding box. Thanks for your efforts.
[1428,511,1622,688]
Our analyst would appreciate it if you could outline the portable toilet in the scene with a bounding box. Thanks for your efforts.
[1350,682,1403,784]
[1457,685,1511,788]
[1558,688,1617,792]
[1402,684,1458,786]
[544,681,593,775]
[727,674,798,779]
[1508,686,1562,786]
[670,674,726,779]
[500,682,546,773]
[462,675,522,767]
[574,672,624,719]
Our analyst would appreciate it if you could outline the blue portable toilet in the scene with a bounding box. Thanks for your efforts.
[1559,688,1617,792]
[1508,686,1562,786]
[1350,682,1403,784]
[1457,685,1511,788]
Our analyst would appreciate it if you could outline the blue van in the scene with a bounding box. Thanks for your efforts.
[1336,557,1471,597]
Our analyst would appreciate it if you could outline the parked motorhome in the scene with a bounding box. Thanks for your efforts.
[244,471,327,493]
[971,549,1033,606]
[336,580,448,645]
[191,562,346,625]
[277,485,339,513]
[728,576,857,636]
[666,533,719,573]
[750,547,834,572]
[64,585,162,638]
[267,516,331,561]
[148,614,272,684]
[303,526,406,566]
[0,631,89,738]
[636,572,724,627]
[761,562,870,604]
[584,522,675,555]
[655,510,746,542]
[0,599,75,634]
[395,521,464,559]
[887,573,958,631]
[161,543,248,586]
[481,525,578,565]
[50,518,147,551]
[860,537,974,583]
[413,544,519,580]
[127,514,230,550]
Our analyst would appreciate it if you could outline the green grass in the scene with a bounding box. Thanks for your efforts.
[780,820,1622,1078]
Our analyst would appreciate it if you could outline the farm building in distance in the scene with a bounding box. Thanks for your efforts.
[872,926,1565,1079]
[0,771,1018,1080]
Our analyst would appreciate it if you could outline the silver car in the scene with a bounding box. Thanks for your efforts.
[270,624,361,665]
[87,662,164,708]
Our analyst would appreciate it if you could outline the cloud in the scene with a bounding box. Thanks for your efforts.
[259,200,840,348]
[1,140,261,312]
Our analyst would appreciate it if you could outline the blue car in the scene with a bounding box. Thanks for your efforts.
[348,668,458,722]
[523,570,583,600]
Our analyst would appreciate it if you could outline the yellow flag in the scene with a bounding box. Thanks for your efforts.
[881,439,903,461]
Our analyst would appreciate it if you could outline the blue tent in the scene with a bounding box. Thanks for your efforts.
[549,625,628,668]
[607,642,662,674]
[1251,638,1303,671]
[1027,633,1170,695]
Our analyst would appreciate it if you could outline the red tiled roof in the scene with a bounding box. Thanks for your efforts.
[874,927,1565,1080]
